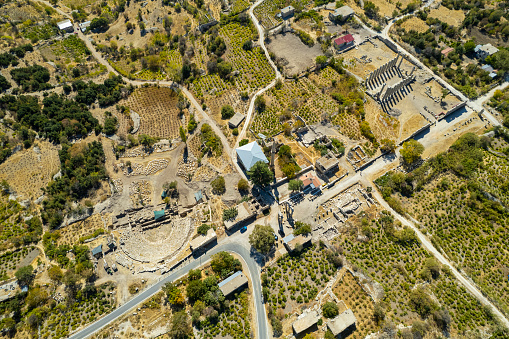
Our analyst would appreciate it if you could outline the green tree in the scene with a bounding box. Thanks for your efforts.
[90,17,109,30]
[138,134,157,148]
[293,221,311,235]
[254,95,266,112]
[409,287,438,317]
[464,40,476,54]
[399,139,424,165]
[221,105,235,119]
[288,179,303,192]
[179,126,187,143]
[169,311,192,338]
[239,139,249,147]
[15,265,34,286]
[186,279,206,303]
[163,282,185,306]
[48,265,63,283]
[364,1,379,17]
[0,74,11,91]
[486,49,509,71]
[211,176,225,194]
[237,178,249,191]
[197,224,210,235]
[249,224,275,254]
[247,161,274,187]
[322,301,339,318]
[211,252,241,278]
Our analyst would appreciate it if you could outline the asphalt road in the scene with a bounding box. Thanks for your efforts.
[68,243,268,339]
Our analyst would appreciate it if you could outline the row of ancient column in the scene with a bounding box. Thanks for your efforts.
[365,54,403,86]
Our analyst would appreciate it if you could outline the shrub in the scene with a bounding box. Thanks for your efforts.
[197,224,210,235]
[221,105,235,119]
[223,207,238,221]
[237,179,249,191]
[211,176,225,194]
[322,301,339,318]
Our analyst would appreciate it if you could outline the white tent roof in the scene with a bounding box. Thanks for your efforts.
[236,141,268,170]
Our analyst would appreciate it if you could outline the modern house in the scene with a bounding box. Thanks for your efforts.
[229,112,245,129]
[329,6,354,22]
[189,228,217,252]
[218,271,248,297]
[474,44,499,60]
[281,6,295,19]
[292,310,320,335]
[57,19,73,33]
[327,309,357,337]
[333,34,355,49]
[236,141,268,171]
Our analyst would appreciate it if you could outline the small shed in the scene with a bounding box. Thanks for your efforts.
[218,271,248,297]
[292,310,320,335]
[79,21,91,32]
[229,112,245,129]
[283,234,312,253]
[91,245,103,258]
[327,309,357,336]
[57,20,73,33]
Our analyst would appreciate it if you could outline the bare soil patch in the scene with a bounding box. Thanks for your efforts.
[267,33,323,76]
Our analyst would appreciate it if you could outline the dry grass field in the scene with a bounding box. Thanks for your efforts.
[429,6,465,27]
[401,17,429,33]
[0,141,60,200]
[364,97,399,142]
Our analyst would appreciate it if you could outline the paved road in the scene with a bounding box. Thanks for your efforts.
[68,242,269,339]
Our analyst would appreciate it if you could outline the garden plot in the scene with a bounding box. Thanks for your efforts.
[390,148,509,317]
[0,141,60,200]
[338,207,499,333]
[40,282,117,338]
[253,0,286,29]
[125,86,187,139]
[0,247,38,280]
[343,0,420,18]
[191,23,274,118]
[267,33,323,76]
[251,68,345,137]
[429,6,465,27]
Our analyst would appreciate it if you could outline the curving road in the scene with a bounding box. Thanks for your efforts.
[68,242,269,339]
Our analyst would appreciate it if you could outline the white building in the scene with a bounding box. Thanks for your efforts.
[57,19,73,33]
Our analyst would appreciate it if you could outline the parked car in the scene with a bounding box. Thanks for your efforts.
[240,226,247,233]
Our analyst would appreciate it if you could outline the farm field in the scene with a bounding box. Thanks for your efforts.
[123,86,187,139]
[428,6,465,27]
[375,133,509,323]
[400,17,429,34]
[338,207,502,336]
[252,66,365,140]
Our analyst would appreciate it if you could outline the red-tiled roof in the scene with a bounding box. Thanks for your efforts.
[441,47,454,56]
[334,34,354,45]
[300,173,320,188]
